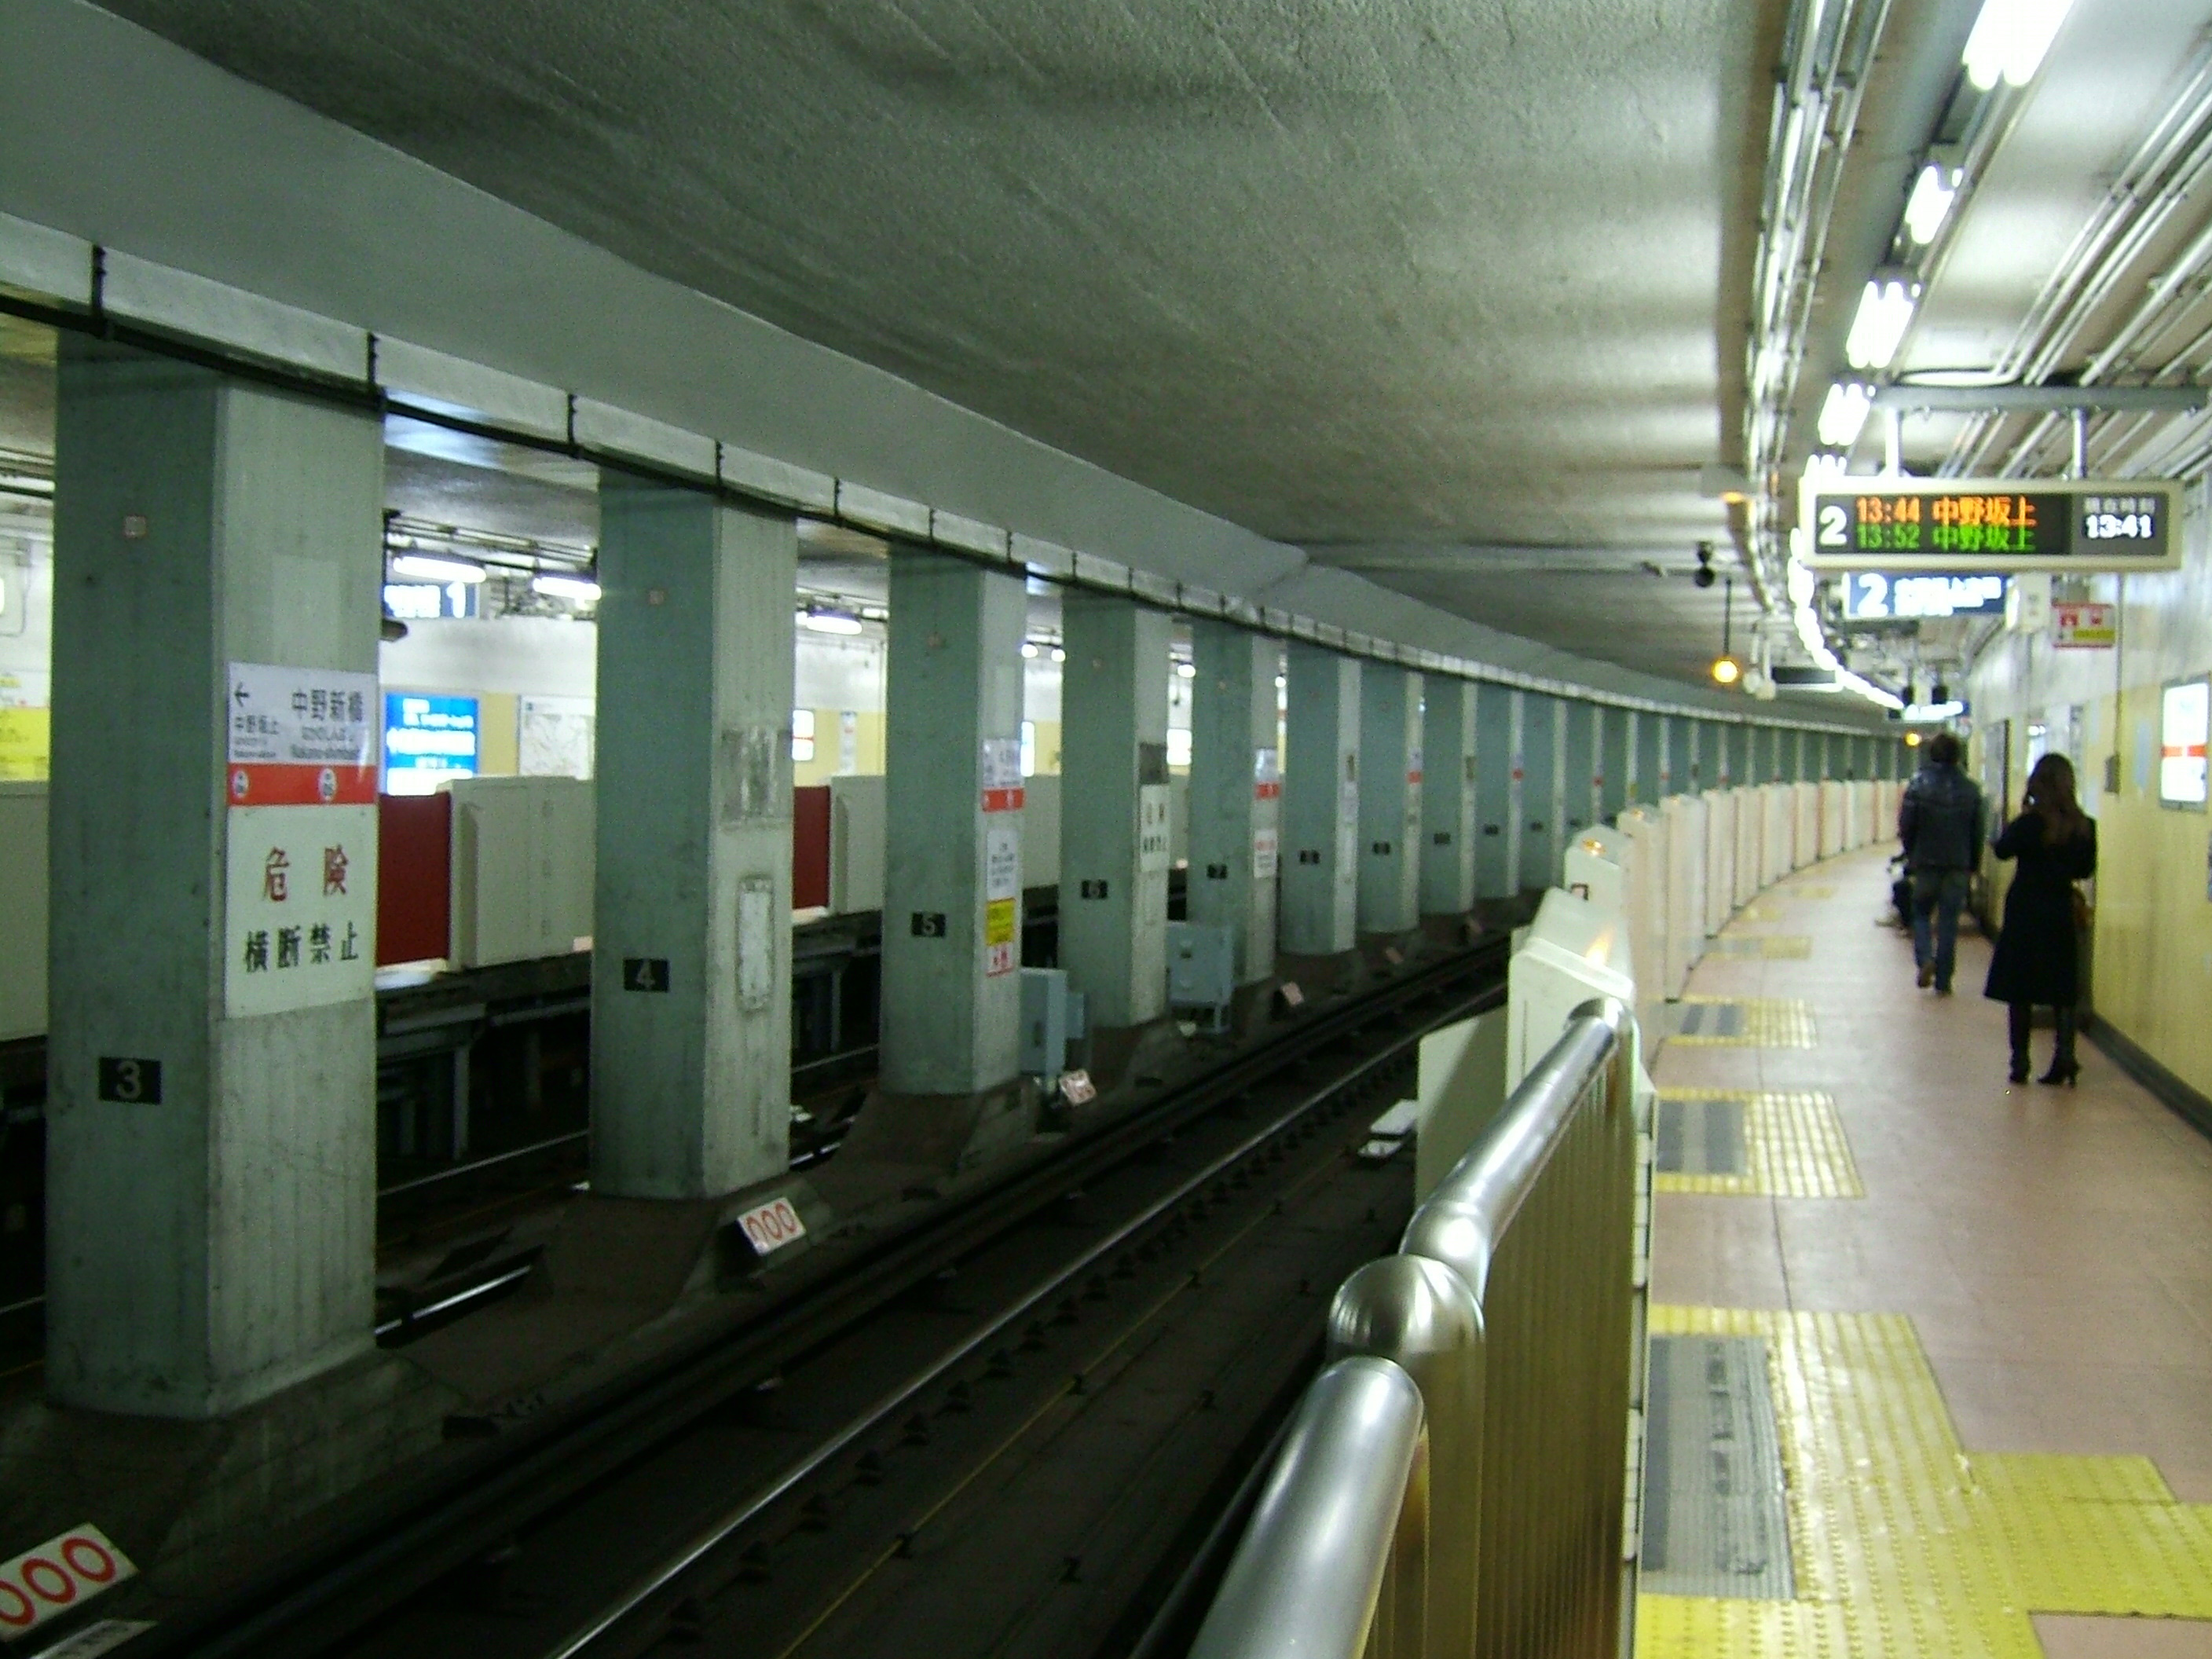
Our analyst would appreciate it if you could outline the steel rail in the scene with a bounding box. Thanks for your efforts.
[537,970,1504,1659]
[137,939,1505,1659]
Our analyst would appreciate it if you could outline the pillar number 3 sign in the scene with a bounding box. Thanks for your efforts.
[224,663,379,1018]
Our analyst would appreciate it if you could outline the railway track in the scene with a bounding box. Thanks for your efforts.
[110,939,1510,1659]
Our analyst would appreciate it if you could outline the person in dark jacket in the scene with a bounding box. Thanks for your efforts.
[1984,753,2097,1085]
[1898,732,1985,994]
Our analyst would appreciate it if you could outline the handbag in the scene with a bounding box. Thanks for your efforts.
[2070,884,2090,932]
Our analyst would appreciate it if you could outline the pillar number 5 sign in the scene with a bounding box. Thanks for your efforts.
[224,663,379,1018]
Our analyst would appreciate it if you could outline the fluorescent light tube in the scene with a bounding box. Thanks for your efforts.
[1845,279,1918,371]
[1817,381,1874,448]
[802,610,864,635]
[390,552,485,584]
[1963,0,2074,91]
[1903,163,1960,244]
[531,573,601,603]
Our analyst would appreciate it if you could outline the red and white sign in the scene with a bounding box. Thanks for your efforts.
[226,662,377,807]
[2052,601,2116,650]
[735,1196,808,1256]
[981,736,1025,814]
[1253,746,1281,800]
[0,1525,135,1643]
[1057,1069,1097,1106]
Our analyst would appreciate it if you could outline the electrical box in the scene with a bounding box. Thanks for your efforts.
[1021,967,1073,1078]
[1165,921,1236,1031]
[448,775,595,969]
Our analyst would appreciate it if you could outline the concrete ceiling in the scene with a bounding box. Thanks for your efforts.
[93,0,1780,686]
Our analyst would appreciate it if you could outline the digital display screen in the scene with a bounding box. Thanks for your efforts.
[1839,572,2005,621]
[383,693,479,796]
[1800,478,2178,571]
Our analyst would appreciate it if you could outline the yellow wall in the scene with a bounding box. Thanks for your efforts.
[793,709,888,786]
[0,706,48,781]
[1968,544,2212,1101]
[479,691,519,776]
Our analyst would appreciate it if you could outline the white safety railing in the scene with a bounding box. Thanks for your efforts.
[1189,998,1639,1659]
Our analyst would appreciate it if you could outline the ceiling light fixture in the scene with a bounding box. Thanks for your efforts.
[1021,641,1040,660]
[389,551,486,584]
[1844,278,1919,371]
[1903,163,1961,245]
[531,573,601,603]
[1962,0,2074,90]
[1817,381,1875,449]
[1174,661,1196,679]
[801,609,864,635]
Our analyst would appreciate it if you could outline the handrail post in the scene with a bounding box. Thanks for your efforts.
[1329,1254,1482,1659]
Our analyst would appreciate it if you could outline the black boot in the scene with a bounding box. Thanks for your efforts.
[2040,1006,2079,1086]
[2008,1003,2032,1084]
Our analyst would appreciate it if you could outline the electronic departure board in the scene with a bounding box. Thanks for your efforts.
[1796,477,2183,572]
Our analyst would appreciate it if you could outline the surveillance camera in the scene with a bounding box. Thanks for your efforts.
[1693,564,1717,588]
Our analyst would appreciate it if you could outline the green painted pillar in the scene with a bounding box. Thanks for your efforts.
[879,552,1027,1101]
[1419,679,1478,917]
[1187,621,1279,985]
[591,478,797,1199]
[48,337,383,1415]
[1060,593,1172,1032]
[1281,643,1360,957]
[1357,666,1423,937]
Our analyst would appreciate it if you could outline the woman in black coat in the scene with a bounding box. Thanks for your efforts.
[1983,753,2097,1085]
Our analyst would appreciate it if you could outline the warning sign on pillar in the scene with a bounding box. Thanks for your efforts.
[1253,746,1280,800]
[1253,828,1279,879]
[980,736,1024,813]
[225,662,377,807]
[224,805,378,1017]
[0,1523,136,1643]
[983,822,1021,977]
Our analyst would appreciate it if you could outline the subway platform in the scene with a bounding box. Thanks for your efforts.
[1643,845,2212,1659]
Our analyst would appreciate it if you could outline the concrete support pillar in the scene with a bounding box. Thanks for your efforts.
[878,552,1026,1109]
[1517,691,1558,892]
[1280,643,1360,958]
[1659,715,1682,797]
[1187,621,1279,985]
[1474,682,1514,899]
[48,339,382,1415]
[1686,720,1705,793]
[1060,594,1171,1034]
[1601,707,1631,821]
[1357,667,1423,939]
[1419,679,1478,917]
[591,479,795,1199]
[1562,700,1596,836]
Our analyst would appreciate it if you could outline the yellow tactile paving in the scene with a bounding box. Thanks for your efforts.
[1668,995,1818,1049]
[1654,1090,1863,1198]
[1705,935,1815,959]
[1785,884,1838,899]
[1637,1306,2212,1659]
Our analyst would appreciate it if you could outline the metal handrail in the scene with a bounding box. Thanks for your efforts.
[1189,996,1636,1659]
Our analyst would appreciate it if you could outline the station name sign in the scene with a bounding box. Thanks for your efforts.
[1798,476,2182,572]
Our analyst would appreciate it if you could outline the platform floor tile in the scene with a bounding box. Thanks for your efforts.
[1636,1306,2212,1659]
[1666,997,1818,1049]
[1706,935,1816,959]
[1654,1090,1862,1198]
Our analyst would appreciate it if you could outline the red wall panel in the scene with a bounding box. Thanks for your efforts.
[793,786,831,911]
[378,793,451,965]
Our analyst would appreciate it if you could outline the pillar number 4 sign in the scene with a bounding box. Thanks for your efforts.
[224,663,379,1018]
